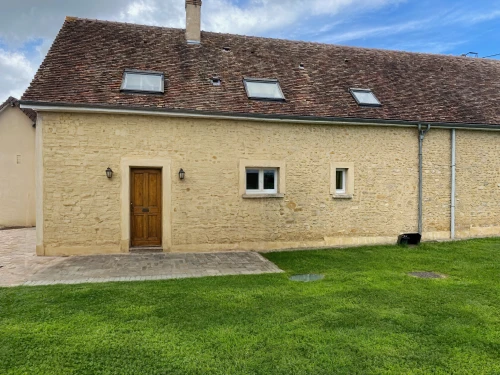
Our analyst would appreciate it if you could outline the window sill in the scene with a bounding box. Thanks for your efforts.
[243,193,285,199]
[333,194,353,200]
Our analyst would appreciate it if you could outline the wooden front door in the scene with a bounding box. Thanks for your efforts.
[130,168,162,247]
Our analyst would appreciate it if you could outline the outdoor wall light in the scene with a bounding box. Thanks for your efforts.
[106,167,113,179]
[178,168,185,180]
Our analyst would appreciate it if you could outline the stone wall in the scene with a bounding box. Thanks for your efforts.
[455,130,500,238]
[38,112,500,255]
[421,129,452,239]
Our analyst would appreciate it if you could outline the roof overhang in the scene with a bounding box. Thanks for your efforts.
[0,99,36,126]
[0,99,15,115]
[20,101,500,131]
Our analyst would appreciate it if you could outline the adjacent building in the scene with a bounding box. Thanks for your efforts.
[0,97,36,228]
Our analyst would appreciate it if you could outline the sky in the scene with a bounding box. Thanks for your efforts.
[0,0,499,103]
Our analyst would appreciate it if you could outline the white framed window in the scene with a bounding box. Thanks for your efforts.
[246,168,278,194]
[330,162,354,199]
[336,168,346,194]
[239,160,285,198]
[349,88,381,107]
[121,70,164,93]
[243,78,285,101]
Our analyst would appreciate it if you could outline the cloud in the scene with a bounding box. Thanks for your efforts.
[118,0,185,27]
[0,0,170,45]
[322,19,423,44]
[468,10,500,23]
[0,49,37,100]
[309,0,406,16]
[0,0,182,102]
[0,0,498,103]
[202,0,407,36]
[315,5,500,47]
[0,0,409,102]
[384,40,468,55]
[441,8,500,26]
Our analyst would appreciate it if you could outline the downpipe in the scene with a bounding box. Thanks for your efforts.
[418,124,431,234]
[451,129,456,239]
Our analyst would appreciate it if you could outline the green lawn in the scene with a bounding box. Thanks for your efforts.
[2,240,500,374]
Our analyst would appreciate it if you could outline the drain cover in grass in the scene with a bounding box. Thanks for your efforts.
[408,272,446,279]
[289,274,324,282]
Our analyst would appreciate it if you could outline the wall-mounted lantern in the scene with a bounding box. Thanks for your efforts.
[106,167,113,179]
[178,168,185,180]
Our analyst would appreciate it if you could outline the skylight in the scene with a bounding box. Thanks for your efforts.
[349,88,381,107]
[243,78,285,101]
[210,77,222,86]
[121,70,164,94]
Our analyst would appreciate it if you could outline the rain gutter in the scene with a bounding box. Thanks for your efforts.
[19,101,500,131]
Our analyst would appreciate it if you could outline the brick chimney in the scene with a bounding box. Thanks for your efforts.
[186,0,202,44]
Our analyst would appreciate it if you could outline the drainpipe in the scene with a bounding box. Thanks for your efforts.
[418,124,431,234]
[451,128,456,239]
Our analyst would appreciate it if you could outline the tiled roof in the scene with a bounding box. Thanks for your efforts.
[0,96,37,123]
[22,17,500,126]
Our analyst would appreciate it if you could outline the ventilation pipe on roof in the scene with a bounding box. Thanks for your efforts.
[418,124,431,235]
[186,0,202,44]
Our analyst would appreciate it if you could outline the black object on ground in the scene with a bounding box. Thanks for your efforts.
[398,233,422,245]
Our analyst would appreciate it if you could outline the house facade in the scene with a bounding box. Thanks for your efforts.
[0,97,36,228]
[22,1,500,256]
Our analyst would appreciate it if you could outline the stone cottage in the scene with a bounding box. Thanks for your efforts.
[21,0,500,256]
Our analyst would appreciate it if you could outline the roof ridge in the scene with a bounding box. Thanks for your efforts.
[63,16,183,31]
[61,16,500,64]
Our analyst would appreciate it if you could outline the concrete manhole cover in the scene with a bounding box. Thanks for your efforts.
[408,272,446,279]
[289,274,324,282]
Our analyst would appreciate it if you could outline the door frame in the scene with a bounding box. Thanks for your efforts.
[120,157,171,252]
[130,167,163,248]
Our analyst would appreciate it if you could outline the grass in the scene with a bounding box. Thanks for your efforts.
[1,239,500,374]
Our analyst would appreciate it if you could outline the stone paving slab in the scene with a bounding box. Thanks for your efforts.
[0,228,283,287]
[0,228,67,287]
[23,268,276,286]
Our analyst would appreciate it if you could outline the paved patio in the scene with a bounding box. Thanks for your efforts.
[0,228,283,287]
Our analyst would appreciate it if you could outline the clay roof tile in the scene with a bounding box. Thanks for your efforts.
[21,17,500,126]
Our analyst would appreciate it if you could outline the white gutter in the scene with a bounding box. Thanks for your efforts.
[451,128,456,239]
[20,104,500,131]
[19,104,417,128]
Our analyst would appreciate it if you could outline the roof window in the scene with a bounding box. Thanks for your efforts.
[243,78,285,101]
[210,77,221,86]
[121,70,164,94]
[349,88,381,107]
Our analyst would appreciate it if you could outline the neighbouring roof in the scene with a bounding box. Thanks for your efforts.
[0,96,37,123]
[22,17,500,126]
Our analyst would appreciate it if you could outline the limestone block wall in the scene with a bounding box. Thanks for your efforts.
[38,112,499,255]
[421,129,452,240]
[455,130,500,238]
